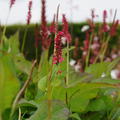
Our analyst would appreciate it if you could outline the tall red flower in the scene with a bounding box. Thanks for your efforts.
[110,20,119,36]
[102,10,109,32]
[27,1,32,25]
[103,10,107,23]
[82,32,90,60]
[53,31,64,64]
[10,0,16,8]
[84,32,90,51]
[62,14,71,43]
[40,0,50,50]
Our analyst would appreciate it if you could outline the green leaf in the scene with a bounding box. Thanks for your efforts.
[68,89,98,112]
[14,54,32,75]
[86,98,106,112]
[38,50,50,78]
[38,76,47,91]
[92,77,120,84]
[85,62,110,78]
[27,101,70,120]
[8,31,20,56]
[52,82,118,112]
[34,50,50,83]
[70,113,82,120]
[0,55,20,113]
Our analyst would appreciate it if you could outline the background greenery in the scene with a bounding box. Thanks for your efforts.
[2,23,119,60]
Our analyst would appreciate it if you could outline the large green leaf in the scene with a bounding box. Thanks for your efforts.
[14,54,32,75]
[27,101,70,120]
[52,82,118,112]
[8,31,20,56]
[0,55,20,113]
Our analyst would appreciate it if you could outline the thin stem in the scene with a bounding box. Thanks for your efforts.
[21,28,28,53]
[66,41,69,86]
[94,33,106,64]
[11,60,37,117]
[18,107,22,120]
[36,47,38,60]
[46,5,60,120]
[47,60,54,120]
[101,36,111,62]
[1,9,11,48]
[0,112,2,120]
[85,34,93,68]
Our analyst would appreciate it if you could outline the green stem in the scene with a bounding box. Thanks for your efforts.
[108,91,120,120]
[36,47,38,60]
[0,113,2,120]
[1,9,11,48]
[85,34,93,69]
[47,63,53,120]
[94,34,106,64]
[101,36,111,62]
[66,41,69,86]
[21,28,28,53]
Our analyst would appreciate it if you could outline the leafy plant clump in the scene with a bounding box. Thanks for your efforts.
[0,0,120,120]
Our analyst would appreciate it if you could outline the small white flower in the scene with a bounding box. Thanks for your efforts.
[61,37,67,45]
[111,54,118,59]
[91,43,100,50]
[105,57,111,62]
[47,30,51,35]
[83,51,87,56]
[111,69,119,79]
[101,73,106,78]
[74,64,81,72]
[94,36,99,41]
[69,59,76,66]
[81,25,90,32]
[106,25,110,31]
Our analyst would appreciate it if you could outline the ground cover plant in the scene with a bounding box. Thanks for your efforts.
[0,0,120,120]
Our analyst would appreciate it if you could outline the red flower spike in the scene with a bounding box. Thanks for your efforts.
[103,10,107,22]
[40,0,51,50]
[110,20,119,36]
[102,10,109,32]
[53,31,64,64]
[62,14,71,43]
[84,32,90,51]
[10,0,16,8]
[27,1,32,25]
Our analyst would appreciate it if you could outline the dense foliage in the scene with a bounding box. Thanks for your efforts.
[0,0,120,120]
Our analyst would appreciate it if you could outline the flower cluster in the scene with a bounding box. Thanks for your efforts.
[82,32,90,60]
[53,31,64,64]
[110,20,119,36]
[40,0,51,50]
[102,10,109,32]
[27,1,32,25]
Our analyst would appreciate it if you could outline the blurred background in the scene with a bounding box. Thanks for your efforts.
[0,0,120,25]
